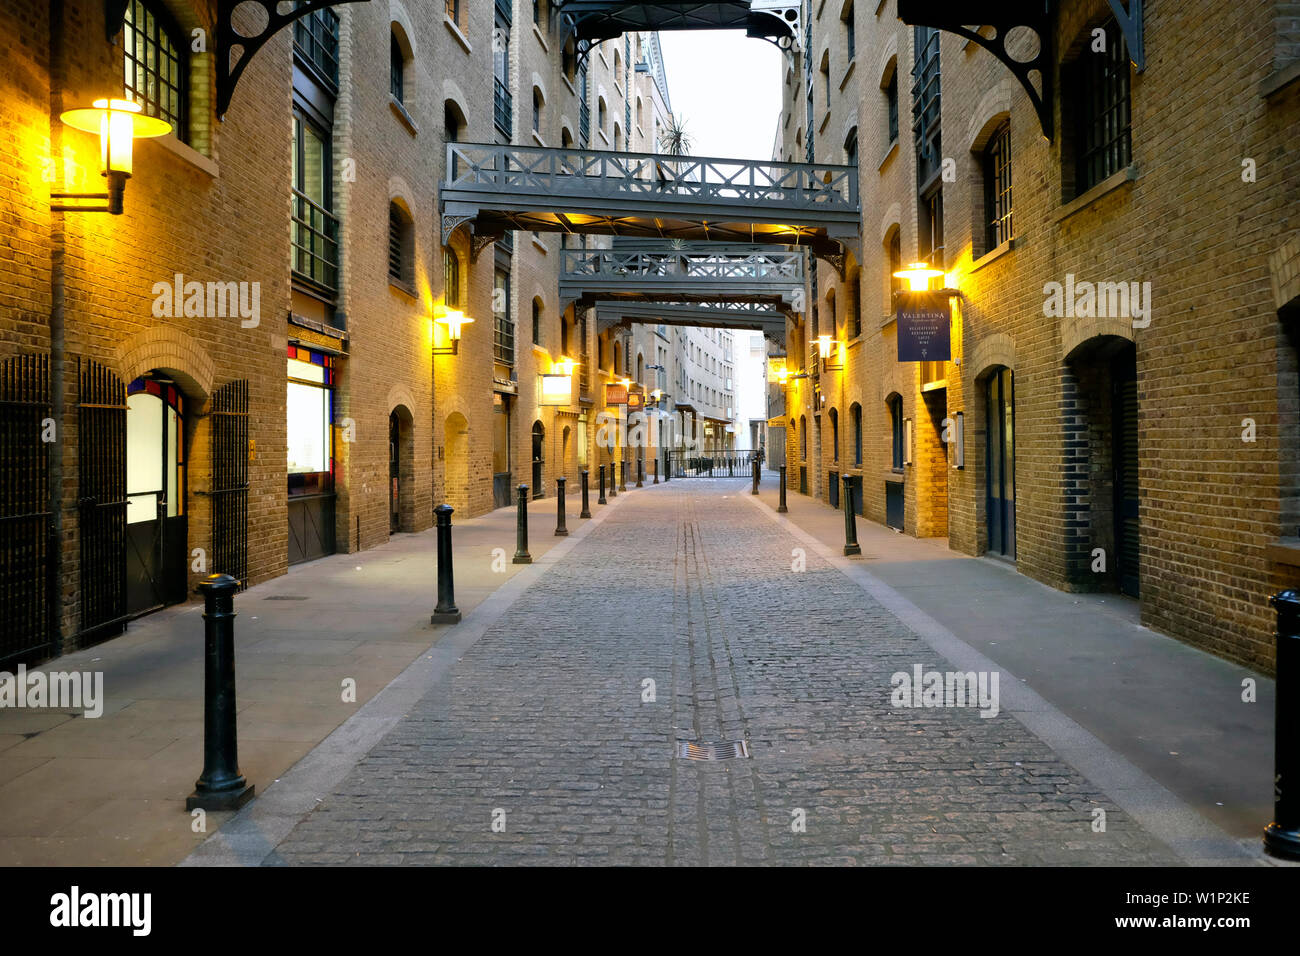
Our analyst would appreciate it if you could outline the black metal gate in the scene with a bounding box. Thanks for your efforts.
[1,354,54,666]
[211,380,249,587]
[667,450,754,477]
[1113,362,1140,598]
[78,358,127,641]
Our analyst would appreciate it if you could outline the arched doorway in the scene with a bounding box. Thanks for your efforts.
[125,374,187,616]
[985,368,1015,559]
[1065,337,1139,596]
[388,405,414,533]
[531,421,545,498]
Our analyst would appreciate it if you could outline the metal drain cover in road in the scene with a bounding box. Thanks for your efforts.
[264,595,310,600]
[679,741,750,761]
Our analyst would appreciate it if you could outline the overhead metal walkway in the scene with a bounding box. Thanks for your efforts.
[440,144,859,272]
[552,0,801,51]
[560,243,801,309]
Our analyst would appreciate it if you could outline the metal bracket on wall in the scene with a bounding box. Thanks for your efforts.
[1105,0,1145,72]
[896,1,1056,140]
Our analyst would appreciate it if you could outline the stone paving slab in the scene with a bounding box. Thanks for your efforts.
[268,481,1195,866]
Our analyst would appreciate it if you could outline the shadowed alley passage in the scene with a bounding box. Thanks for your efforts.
[271,481,1178,865]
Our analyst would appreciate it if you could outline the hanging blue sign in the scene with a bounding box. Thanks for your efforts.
[896,292,951,362]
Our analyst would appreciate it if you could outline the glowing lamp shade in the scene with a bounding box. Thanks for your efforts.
[554,356,577,376]
[436,308,473,341]
[816,335,833,360]
[620,377,632,389]
[60,99,170,177]
[893,261,945,292]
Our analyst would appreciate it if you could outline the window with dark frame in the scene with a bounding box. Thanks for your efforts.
[852,403,863,465]
[886,69,899,143]
[984,121,1013,251]
[844,3,855,61]
[123,0,187,141]
[387,203,411,285]
[533,88,543,131]
[533,300,542,346]
[911,25,941,185]
[494,268,515,368]
[830,408,839,462]
[390,33,404,104]
[890,396,904,470]
[848,273,861,338]
[294,4,340,91]
[889,229,903,297]
[1074,17,1131,194]
[291,111,339,295]
[444,248,461,308]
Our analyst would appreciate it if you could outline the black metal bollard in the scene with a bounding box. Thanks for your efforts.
[778,464,788,513]
[751,457,760,495]
[653,457,659,484]
[187,574,254,811]
[431,504,461,624]
[636,457,644,488]
[609,461,617,498]
[619,460,627,492]
[598,464,607,505]
[1265,590,1300,859]
[580,468,591,518]
[842,475,861,556]
[513,484,532,564]
[555,476,569,536]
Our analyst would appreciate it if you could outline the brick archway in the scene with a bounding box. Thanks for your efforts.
[115,326,215,401]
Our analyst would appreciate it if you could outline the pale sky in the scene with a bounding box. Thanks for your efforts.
[657,32,783,162]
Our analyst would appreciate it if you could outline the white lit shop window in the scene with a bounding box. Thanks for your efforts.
[287,345,335,495]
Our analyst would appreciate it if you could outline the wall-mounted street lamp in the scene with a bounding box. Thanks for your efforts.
[433,308,473,355]
[816,334,844,371]
[554,356,577,377]
[893,261,946,292]
[53,99,171,215]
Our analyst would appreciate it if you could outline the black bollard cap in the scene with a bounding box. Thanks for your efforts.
[435,503,455,517]
[196,573,240,593]
[1272,590,1300,608]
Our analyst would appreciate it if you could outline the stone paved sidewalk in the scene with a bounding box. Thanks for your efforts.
[269,480,1185,865]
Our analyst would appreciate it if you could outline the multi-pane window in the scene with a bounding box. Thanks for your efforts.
[844,3,855,61]
[1074,18,1131,193]
[444,248,462,308]
[390,34,404,104]
[388,203,413,286]
[921,187,944,266]
[848,274,861,338]
[287,345,335,495]
[886,69,899,143]
[292,113,339,293]
[984,121,1013,251]
[844,127,858,166]
[830,408,839,462]
[533,88,543,132]
[494,7,512,142]
[889,396,904,470]
[851,404,863,465]
[911,26,941,185]
[888,229,903,297]
[533,300,542,346]
[123,0,186,141]
[294,5,340,90]
[494,269,515,368]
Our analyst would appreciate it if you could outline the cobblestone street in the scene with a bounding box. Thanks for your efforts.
[270,481,1182,866]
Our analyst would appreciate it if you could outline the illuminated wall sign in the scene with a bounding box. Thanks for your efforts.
[539,374,573,406]
[626,391,645,410]
[605,383,628,405]
[896,291,951,362]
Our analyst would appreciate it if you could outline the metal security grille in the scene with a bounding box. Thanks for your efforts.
[1,354,53,665]
[679,740,749,761]
[293,4,340,90]
[667,450,756,478]
[211,380,249,589]
[123,0,187,140]
[388,205,404,280]
[78,359,127,639]
[1076,18,1131,193]
[984,121,1013,250]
